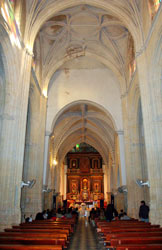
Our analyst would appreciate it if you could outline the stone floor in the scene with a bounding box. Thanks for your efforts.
[68,217,105,250]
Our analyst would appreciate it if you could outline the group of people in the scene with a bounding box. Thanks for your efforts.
[24,207,79,222]
[25,200,149,224]
[88,200,149,226]
[88,205,131,226]
[34,207,79,221]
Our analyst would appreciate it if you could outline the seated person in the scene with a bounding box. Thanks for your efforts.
[35,212,44,220]
[56,208,64,218]
[99,208,106,220]
[118,209,124,219]
[120,212,131,220]
[65,208,72,218]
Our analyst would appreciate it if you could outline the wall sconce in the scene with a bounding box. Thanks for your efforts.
[53,159,58,166]
[42,188,52,193]
[42,88,48,98]
[117,185,128,193]
[136,179,150,187]
[21,179,36,189]
[25,44,34,57]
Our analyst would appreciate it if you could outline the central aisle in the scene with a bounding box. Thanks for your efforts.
[68,217,104,250]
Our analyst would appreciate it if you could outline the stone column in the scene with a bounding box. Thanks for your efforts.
[0,51,32,231]
[136,49,162,225]
[121,95,140,218]
[63,165,67,200]
[117,130,127,185]
[42,134,50,210]
[21,84,47,220]
[43,133,50,186]
[103,165,108,202]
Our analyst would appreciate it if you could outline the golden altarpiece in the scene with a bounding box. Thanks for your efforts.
[66,150,104,203]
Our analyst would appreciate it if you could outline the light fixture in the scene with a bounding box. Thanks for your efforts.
[42,187,60,194]
[53,159,57,166]
[136,179,150,187]
[25,44,34,57]
[117,185,128,193]
[42,88,48,98]
[42,188,52,193]
[21,179,36,189]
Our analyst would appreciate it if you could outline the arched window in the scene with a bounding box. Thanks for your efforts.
[149,0,161,19]
[0,0,21,48]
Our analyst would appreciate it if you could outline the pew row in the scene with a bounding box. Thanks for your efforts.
[1,217,76,249]
[96,219,162,249]
[0,245,62,250]
[106,245,162,250]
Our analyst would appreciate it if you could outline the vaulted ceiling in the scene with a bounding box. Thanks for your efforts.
[51,102,116,164]
[33,3,139,93]
[27,0,157,163]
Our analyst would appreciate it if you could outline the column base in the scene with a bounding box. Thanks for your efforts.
[0,208,21,231]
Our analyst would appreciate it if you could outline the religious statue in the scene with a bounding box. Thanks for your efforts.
[83,179,88,190]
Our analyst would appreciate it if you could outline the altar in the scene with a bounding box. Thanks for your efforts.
[66,152,104,204]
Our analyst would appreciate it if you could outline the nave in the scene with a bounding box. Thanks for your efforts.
[0,0,162,235]
[0,211,162,249]
[68,217,104,250]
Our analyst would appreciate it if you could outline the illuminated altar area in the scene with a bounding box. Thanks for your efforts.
[66,145,104,205]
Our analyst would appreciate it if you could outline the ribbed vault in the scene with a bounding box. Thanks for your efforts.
[51,101,116,165]
[32,3,138,96]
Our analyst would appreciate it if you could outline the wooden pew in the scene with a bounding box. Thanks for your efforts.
[12,225,73,233]
[21,219,75,226]
[114,244,162,250]
[26,219,75,224]
[13,224,71,228]
[28,221,76,231]
[97,222,160,234]
[99,224,159,229]
[0,232,68,241]
[96,220,162,234]
[104,232,162,246]
[105,231,162,241]
[110,236,162,247]
[97,221,157,228]
[97,220,144,226]
[0,245,62,250]
[0,237,66,247]
[96,219,162,249]
[5,228,70,236]
[1,217,76,249]
[101,227,162,234]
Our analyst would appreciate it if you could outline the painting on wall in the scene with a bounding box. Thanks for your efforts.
[93,180,101,193]
[91,158,102,169]
[70,179,79,194]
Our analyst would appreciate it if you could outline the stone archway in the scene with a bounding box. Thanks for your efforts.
[44,100,121,209]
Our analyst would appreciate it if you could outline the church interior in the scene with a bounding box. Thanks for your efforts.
[0,0,162,242]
